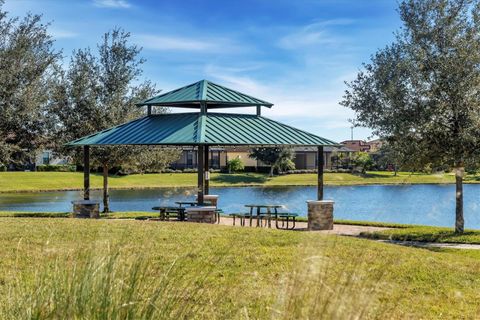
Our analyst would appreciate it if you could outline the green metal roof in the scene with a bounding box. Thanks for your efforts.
[136,80,273,109]
[67,113,337,147]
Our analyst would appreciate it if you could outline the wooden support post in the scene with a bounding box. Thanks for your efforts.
[317,146,324,200]
[204,145,209,195]
[256,105,261,116]
[147,105,152,116]
[197,145,205,205]
[83,145,90,200]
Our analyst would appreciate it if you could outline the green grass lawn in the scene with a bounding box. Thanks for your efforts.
[361,225,480,244]
[0,218,479,319]
[1,170,478,193]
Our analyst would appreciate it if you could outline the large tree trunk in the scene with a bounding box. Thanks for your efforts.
[103,164,110,213]
[455,165,464,233]
[269,165,274,177]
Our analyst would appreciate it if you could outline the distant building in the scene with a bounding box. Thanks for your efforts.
[35,150,69,166]
[170,146,354,171]
[341,140,371,152]
[341,139,384,153]
[367,139,384,153]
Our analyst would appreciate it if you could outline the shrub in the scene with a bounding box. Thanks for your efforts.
[227,157,244,172]
[36,164,76,172]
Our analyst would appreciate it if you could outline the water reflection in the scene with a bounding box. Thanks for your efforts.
[1,185,479,229]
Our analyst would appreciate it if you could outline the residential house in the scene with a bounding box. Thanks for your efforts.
[170,146,354,171]
[341,140,371,152]
[35,150,69,166]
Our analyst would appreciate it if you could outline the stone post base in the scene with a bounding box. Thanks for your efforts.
[307,200,334,230]
[195,195,219,207]
[203,195,219,207]
[185,206,216,223]
[72,200,100,219]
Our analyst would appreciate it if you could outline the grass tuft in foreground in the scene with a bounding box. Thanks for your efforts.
[0,219,479,318]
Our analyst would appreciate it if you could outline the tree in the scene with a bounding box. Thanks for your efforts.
[227,157,244,173]
[124,147,182,174]
[52,28,161,213]
[249,147,296,176]
[352,152,374,174]
[342,0,480,233]
[0,2,61,167]
[374,143,400,175]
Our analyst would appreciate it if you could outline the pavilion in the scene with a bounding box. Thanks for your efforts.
[67,80,338,205]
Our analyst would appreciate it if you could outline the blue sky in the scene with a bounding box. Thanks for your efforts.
[5,0,401,142]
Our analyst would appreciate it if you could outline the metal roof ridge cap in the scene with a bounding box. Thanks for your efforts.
[258,115,339,146]
[197,113,207,143]
[200,80,208,101]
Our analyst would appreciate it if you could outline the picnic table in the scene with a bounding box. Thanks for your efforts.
[175,201,198,208]
[244,204,284,228]
[175,200,213,207]
[152,206,186,221]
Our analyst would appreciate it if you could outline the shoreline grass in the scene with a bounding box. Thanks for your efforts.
[1,218,479,318]
[2,171,480,193]
[360,226,480,244]
[0,210,412,228]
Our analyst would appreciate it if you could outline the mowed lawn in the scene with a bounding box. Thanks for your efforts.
[2,170,479,192]
[0,218,479,319]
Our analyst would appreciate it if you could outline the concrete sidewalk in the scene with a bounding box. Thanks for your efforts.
[217,216,389,236]
[376,239,480,250]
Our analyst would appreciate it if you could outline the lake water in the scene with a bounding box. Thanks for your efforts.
[1,184,480,229]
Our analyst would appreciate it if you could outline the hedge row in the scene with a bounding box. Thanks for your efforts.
[36,164,76,172]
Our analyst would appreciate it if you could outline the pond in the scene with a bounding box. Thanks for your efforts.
[1,184,480,229]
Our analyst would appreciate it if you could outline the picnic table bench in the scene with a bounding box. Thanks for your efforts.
[229,204,297,230]
[152,206,186,221]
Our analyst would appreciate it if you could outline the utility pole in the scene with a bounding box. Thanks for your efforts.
[350,126,354,140]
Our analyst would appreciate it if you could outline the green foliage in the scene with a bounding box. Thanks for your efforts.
[342,0,480,232]
[353,152,374,173]
[226,157,244,172]
[0,4,61,166]
[51,28,160,168]
[49,28,162,212]
[249,147,296,176]
[123,147,182,174]
[36,164,76,172]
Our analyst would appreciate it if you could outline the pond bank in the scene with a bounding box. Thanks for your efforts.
[2,171,480,193]
[2,185,480,229]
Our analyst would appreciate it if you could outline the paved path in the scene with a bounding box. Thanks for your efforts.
[217,217,389,236]
[376,239,480,250]
[218,217,480,249]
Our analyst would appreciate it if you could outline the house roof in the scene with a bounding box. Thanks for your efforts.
[136,80,273,109]
[66,112,338,147]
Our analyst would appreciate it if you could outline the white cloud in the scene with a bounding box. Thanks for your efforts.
[50,28,78,39]
[202,63,360,140]
[135,34,242,53]
[93,0,131,9]
[279,19,354,49]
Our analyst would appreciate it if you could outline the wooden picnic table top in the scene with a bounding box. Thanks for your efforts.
[175,201,198,206]
[244,204,284,208]
[152,206,186,211]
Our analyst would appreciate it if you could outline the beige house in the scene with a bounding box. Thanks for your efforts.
[171,146,353,171]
